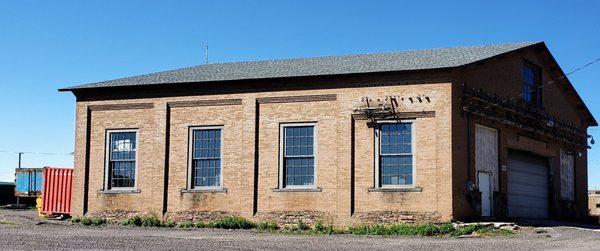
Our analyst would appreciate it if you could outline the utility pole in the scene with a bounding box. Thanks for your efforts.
[16,152,23,206]
[17,152,23,169]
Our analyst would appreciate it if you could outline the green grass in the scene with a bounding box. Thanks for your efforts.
[345,223,512,237]
[121,215,142,226]
[71,217,106,226]
[177,221,195,228]
[195,221,208,228]
[211,216,256,229]
[282,220,339,235]
[347,223,453,236]
[472,226,514,237]
[162,220,176,228]
[69,214,513,237]
[121,214,167,227]
[312,221,336,235]
[121,215,256,229]
[0,220,16,225]
[256,221,279,231]
[140,214,162,227]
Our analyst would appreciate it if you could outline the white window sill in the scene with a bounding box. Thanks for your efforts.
[98,189,141,194]
[272,187,322,192]
[180,188,227,193]
[368,187,422,193]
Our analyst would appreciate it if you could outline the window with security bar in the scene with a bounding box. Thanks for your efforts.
[282,124,316,188]
[107,130,137,189]
[377,122,414,187]
[190,127,222,188]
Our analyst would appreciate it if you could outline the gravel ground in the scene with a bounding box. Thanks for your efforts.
[1,209,600,250]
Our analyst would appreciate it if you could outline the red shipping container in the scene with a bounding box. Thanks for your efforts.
[42,167,73,215]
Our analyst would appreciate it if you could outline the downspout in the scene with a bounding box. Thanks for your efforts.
[83,107,92,215]
[162,104,171,216]
[350,115,356,216]
[467,112,471,183]
[253,99,260,216]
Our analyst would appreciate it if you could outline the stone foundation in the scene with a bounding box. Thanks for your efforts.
[87,210,144,221]
[164,211,230,222]
[254,211,334,225]
[353,211,442,224]
[87,210,445,226]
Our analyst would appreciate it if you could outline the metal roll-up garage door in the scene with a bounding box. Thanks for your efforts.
[507,151,550,219]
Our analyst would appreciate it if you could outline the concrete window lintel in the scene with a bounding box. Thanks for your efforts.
[180,188,228,194]
[272,187,322,192]
[98,189,141,194]
[368,187,422,193]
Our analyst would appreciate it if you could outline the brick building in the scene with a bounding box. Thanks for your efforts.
[589,190,600,216]
[60,42,595,224]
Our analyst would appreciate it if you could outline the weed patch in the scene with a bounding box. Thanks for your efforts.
[177,221,195,228]
[472,226,514,237]
[211,216,255,229]
[140,214,162,227]
[195,221,207,228]
[346,223,511,237]
[257,221,279,231]
[313,221,336,235]
[0,220,16,225]
[68,214,512,237]
[71,217,106,226]
[162,220,176,228]
[121,214,166,227]
[121,216,142,226]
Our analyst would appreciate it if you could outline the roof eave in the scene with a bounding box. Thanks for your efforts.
[57,66,458,93]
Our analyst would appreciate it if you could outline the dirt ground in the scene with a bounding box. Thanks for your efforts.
[1,209,600,251]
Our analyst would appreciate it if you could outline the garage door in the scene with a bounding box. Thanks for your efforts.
[507,151,550,219]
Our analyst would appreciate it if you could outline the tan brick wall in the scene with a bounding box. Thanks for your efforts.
[168,103,247,215]
[71,80,454,225]
[71,103,86,217]
[87,108,162,213]
[351,84,453,223]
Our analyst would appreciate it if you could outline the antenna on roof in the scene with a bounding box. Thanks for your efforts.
[205,45,209,64]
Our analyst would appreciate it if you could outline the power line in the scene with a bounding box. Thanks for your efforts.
[518,56,600,98]
[0,150,73,156]
[565,57,600,77]
[479,56,600,112]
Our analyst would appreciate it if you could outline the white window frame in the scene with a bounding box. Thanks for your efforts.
[188,125,224,190]
[279,122,318,189]
[374,120,416,188]
[104,129,139,191]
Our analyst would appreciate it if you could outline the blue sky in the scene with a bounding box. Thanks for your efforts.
[0,1,599,187]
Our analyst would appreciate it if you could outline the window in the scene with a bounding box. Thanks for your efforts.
[106,130,137,189]
[280,124,316,188]
[523,62,542,106]
[376,122,414,187]
[190,127,222,188]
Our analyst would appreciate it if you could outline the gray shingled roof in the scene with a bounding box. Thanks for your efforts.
[59,41,541,91]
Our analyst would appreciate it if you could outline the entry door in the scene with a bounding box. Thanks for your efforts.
[478,172,492,217]
[475,124,498,217]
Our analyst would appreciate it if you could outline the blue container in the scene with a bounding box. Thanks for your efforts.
[14,168,43,197]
